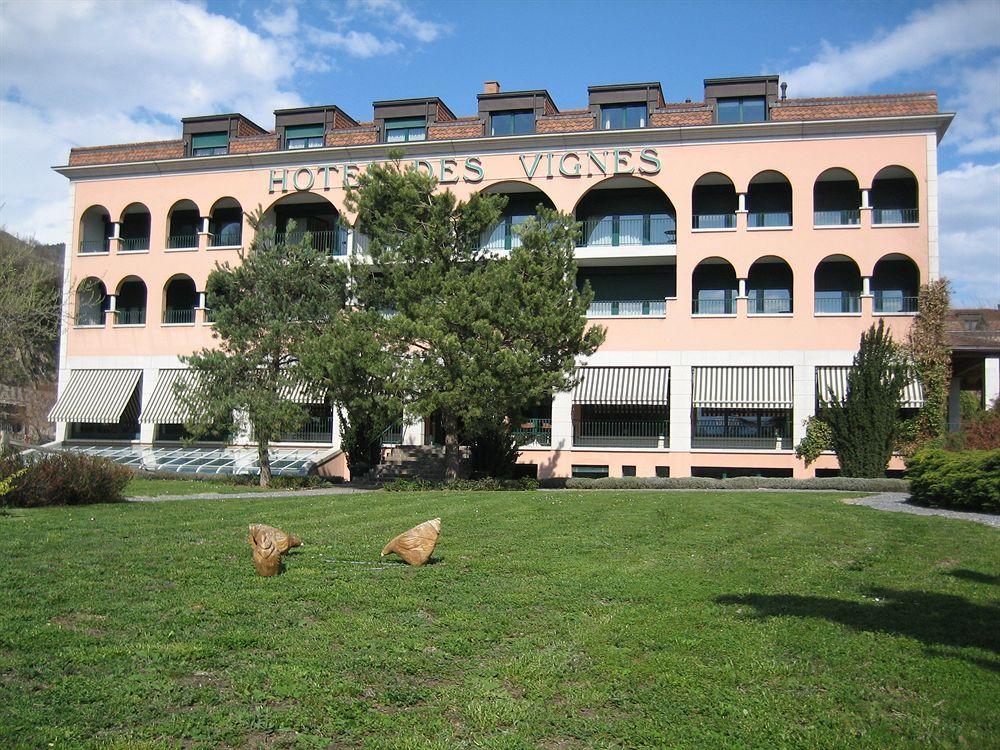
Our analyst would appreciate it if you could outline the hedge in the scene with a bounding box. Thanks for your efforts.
[562,476,910,492]
[383,477,540,492]
[907,449,1000,512]
[0,450,133,507]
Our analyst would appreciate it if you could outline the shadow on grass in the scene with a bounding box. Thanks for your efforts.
[717,588,1000,669]
[947,569,1000,586]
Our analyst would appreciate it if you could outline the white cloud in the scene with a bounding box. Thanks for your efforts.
[306,27,402,58]
[938,162,1000,306]
[350,0,449,43]
[256,5,300,37]
[783,1,1000,97]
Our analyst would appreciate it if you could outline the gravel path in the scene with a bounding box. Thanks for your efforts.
[129,486,371,503]
[844,492,1000,528]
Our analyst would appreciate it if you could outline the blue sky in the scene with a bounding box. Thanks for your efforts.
[1,0,997,305]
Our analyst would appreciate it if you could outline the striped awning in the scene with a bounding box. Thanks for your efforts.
[48,369,142,423]
[573,366,670,404]
[692,366,793,409]
[141,369,202,424]
[279,380,326,404]
[816,366,925,408]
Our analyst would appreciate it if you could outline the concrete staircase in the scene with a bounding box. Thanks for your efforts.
[373,445,471,482]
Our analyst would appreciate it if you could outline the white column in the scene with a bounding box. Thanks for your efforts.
[111,221,122,239]
[860,189,870,209]
[985,357,1000,410]
[862,276,872,297]
[199,216,211,234]
[737,193,747,212]
[139,366,158,444]
[947,377,962,432]
[793,365,816,446]
[196,291,207,310]
[401,415,423,446]
[669,365,692,451]
[737,278,747,298]
[550,390,573,450]
[926,133,941,280]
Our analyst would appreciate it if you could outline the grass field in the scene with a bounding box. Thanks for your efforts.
[2,490,997,748]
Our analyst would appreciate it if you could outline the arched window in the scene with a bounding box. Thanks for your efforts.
[479,182,556,251]
[167,200,201,249]
[692,173,737,230]
[576,176,676,247]
[75,278,108,326]
[79,205,112,254]
[116,277,147,325]
[692,258,738,315]
[747,256,793,314]
[813,168,861,226]
[747,171,792,228]
[872,254,920,313]
[871,166,918,225]
[119,203,151,252]
[209,198,243,247]
[163,275,198,324]
[265,193,346,255]
[814,255,862,314]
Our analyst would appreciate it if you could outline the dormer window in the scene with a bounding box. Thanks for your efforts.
[600,103,646,130]
[491,109,534,136]
[385,116,426,142]
[285,124,325,150]
[717,96,766,124]
[191,131,228,156]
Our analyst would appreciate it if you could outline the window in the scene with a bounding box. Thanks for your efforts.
[716,97,766,124]
[622,465,637,477]
[191,131,228,156]
[491,110,534,136]
[655,466,670,478]
[385,116,426,142]
[572,465,609,479]
[600,103,646,130]
[285,124,325,150]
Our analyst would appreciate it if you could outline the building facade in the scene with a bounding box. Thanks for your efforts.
[50,75,956,478]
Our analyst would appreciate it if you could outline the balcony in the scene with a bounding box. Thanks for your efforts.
[814,292,861,314]
[692,213,736,230]
[279,415,333,443]
[275,229,347,256]
[587,299,665,317]
[873,207,918,225]
[692,434,790,450]
[692,409,791,450]
[814,209,860,226]
[116,308,146,325]
[513,418,552,446]
[163,308,195,325]
[481,216,530,251]
[167,234,199,250]
[75,309,104,326]
[210,229,242,247]
[748,295,792,315]
[874,294,918,314]
[79,239,110,254]
[692,294,736,316]
[120,237,150,252]
[578,215,676,247]
[748,211,792,228]
[573,420,668,449]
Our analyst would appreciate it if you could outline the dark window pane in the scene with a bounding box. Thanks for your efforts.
[717,99,741,124]
[742,97,766,122]
[623,104,646,128]
[513,110,535,134]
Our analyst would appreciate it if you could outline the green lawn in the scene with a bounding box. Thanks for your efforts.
[2,490,997,749]
[125,477,272,497]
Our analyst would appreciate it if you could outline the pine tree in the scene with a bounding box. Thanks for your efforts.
[822,320,911,477]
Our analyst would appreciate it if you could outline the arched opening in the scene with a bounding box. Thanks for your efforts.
[813,168,861,226]
[872,166,919,225]
[747,256,793,314]
[75,278,108,326]
[480,182,555,251]
[575,176,676,247]
[79,205,112,254]
[119,203,151,252]
[747,171,792,228]
[814,255,862,314]
[115,277,147,325]
[163,275,197,324]
[265,193,346,256]
[209,197,243,247]
[872,254,920,313]
[692,257,738,315]
[692,173,737,230]
[167,200,201,249]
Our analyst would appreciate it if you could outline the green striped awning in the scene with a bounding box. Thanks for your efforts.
[141,369,202,424]
[816,366,925,408]
[279,380,326,404]
[573,366,670,404]
[48,369,142,423]
[692,366,793,409]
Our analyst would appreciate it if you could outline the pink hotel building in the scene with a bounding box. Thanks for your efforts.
[50,76,954,479]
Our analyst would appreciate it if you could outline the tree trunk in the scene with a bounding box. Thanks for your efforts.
[257,439,272,487]
[442,410,460,480]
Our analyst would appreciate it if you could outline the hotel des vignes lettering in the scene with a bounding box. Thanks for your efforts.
[51,76,951,480]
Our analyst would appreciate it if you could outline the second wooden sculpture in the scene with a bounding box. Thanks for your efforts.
[248,524,302,576]
[380,517,441,566]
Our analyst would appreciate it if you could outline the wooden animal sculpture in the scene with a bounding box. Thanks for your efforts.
[381,518,441,566]
[248,524,302,576]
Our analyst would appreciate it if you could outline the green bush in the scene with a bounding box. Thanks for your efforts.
[0,450,132,507]
[383,476,538,492]
[562,476,909,492]
[907,449,1000,512]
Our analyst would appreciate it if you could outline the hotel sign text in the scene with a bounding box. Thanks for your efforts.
[268,147,662,193]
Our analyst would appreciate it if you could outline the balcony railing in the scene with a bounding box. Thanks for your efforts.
[167,234,199,249]
[587,299,666,317]
[814,209,860,226]
[481,216,530,251]
[693,295,736,315]
[353,231,371,255]
[512,418,552,446]
[748,295,792,315]
[815,293,861,314]
[120,237,150,252]
[692,213,736,230]
[874,294,918,313]
[578,215,677,247]
[79,239,110,254]
[163,307,196,324]
[279,415,333,443]
[748,211,792,228]
[210,229,242,247]
[275,229,347,256]
[573,420,668,448]
[692,434,790,450]
[115,308,146,325]
[75,309,105,326]
[872,207,918,225]
[380,423,404,445]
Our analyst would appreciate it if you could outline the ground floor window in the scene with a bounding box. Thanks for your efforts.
[692,408,792,450]
[692,466,794,478]
[572,465,609,479]
[574,404,669,448]
[155,423,230,442]
[512,403,552,447]
[69,420,139,441]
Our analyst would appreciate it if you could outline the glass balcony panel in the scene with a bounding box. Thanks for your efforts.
[748,295,792,315]
[814,209,861,226]
[120,237,150,252]
[578,215,676,247]
[276,229,347,256]
[79,239,111,253]
[748,211,792,228]
[210,228,242,247]
[693,295,736,315]
[874,293,918,313]
[872,207,918,225]
[814,292,861,314]
[76,309,105,326]
[692,213,736,230]
[587,299,665,317]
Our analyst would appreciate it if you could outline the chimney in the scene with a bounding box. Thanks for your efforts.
[483,81,501,95]
[780,82,788,100]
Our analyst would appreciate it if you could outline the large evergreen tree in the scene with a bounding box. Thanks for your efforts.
[178,210,347,486]
[821,320,911,477]
[346,156,604,478]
